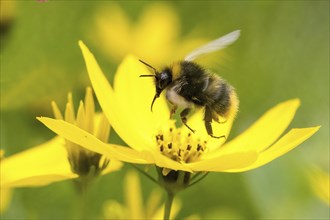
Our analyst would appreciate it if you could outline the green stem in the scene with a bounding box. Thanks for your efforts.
[164,192,175,220]
[187,172,209,189]
[74,178,89,219]
[130,164,160,186]
[190,172,203,182]
[79,185,87,219]
[177,171,185,186]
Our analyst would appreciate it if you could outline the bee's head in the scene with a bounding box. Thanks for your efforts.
[139,60,172,111]
[155,69,172,97]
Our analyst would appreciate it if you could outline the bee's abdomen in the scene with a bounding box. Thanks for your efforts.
[206,76,239,119]
[213,82,231,112]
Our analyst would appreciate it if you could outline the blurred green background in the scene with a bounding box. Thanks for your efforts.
[1,1,329,219]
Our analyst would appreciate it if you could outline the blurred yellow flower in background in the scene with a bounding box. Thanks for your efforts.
[92,3,206,67]
[102,170,196,219]
[0,150,12,214]
[0,0,16,23]
[0,88,122,190]
[38,42,320,184]
[307,166,330,205]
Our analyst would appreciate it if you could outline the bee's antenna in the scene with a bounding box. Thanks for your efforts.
[139,75,155,77]
[139,59,157,74]
[139,59,159,111]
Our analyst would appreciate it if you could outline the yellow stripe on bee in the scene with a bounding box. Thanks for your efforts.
[227,90,239,120]
[171,62,181,80]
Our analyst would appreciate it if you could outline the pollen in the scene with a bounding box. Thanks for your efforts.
[155,125,207,164]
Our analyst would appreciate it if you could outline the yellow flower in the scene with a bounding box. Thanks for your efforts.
[92,3,207,67]
[0,0,16,25]
[0,88,122,189]
[307,166,330,205]
[51,87,113,178]
[0,150,12,214]
[103,170,192,219]
[38,42,320,187]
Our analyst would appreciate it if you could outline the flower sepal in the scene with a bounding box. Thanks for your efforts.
[157,168,191,194]
[73,165,99,194]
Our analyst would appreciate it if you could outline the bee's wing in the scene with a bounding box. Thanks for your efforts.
[184,30,241,62]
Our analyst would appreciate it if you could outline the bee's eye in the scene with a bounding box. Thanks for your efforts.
[159,72,171,89]
[160,72,168,81]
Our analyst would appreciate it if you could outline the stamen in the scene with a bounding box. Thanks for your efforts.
[155,126,208,167]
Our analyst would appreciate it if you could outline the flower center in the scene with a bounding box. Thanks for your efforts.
[155,125,207,164]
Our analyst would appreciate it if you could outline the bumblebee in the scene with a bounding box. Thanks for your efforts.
[140,30,240,138]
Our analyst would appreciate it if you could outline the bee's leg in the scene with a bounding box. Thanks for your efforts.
[204,107,226,139]
[170,105,178,119]
[180,108,195,133]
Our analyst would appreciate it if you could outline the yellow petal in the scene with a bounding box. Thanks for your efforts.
[0,188,11,213]
[134,3,179,66]
[220,99,301,154]
[3,175,77,188]
[307,166,330,205]
[76,101,86,130]
[37,117,150,164]
[1,137,77,188]
[183,108,233,151]
[125,171,144,219]
[51,101,63,120]
[146,149,192,173]
[84,87,95,134]
[94,113,111,143]
[179,108,207,137]
[103,200,127,219]
[100,159,123,176]
[187,151,258,172]
[65,92,75,123]
[228,126,320,172]
[65,102,75,124]
[94,4,131,61]
[113,55,170,134]
[146,188,162,218]
[79,41,154,151]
